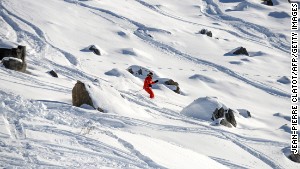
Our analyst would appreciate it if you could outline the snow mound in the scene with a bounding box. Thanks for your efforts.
[277,76,291,84]
[84,81,133,115]
[226,1,265,12]
[81,45,107,55]
[0,39,18,49]
[189,74,216,83]
[268,11,290,19]
[121,48,152,60]
[181,97,228,121]
[105,68,129,77]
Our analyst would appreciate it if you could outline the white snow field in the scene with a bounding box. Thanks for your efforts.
[0,0,298,168]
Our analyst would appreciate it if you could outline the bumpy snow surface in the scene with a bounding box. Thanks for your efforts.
[0,0,297,168]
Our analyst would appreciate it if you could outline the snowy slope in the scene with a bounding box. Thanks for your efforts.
[0,0,298,168]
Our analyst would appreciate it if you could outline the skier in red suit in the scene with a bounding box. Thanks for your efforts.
[143,72,158,99]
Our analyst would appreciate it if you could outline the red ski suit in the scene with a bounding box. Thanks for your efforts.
[143,76,155,98]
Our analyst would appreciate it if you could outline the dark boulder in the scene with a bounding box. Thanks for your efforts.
[199,29,212,37]
[127,68,134,74]
[206,31,212,37]
[165,79,179,86]
[48,70,58,78]
[2,57,26,72]
[212,107,225,120]
[89,45,101,55]
[0,45,27,72]
[72,81,94,108]
[247,110,251,118]
[233,47,249,56]
[220,119,232,128]
[165,79,180,94]
[290,152,300,163]
[225,109,237,127]
[263,0,273,6]
[138,68,143,75]
[200,29,207,34]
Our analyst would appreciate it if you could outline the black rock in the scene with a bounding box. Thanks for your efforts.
[127,68,134,74]
[290,152,300,163]
[225,109,237,127]
[200,29,207,34]
[264,0,273,6]
[206,31,212,37]
[138,69,143,75]
[212,107,225,120]
[233,47,249,56]
[49,70,58,78]
[89,45,101,55]
[220,119,232,128]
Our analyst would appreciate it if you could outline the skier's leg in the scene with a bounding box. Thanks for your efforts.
[145,88,154,98]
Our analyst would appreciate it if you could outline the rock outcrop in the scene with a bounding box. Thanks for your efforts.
[0,45,27,72]
[72,81,96,110]
[233,47,249,56]
[49,70,58,78]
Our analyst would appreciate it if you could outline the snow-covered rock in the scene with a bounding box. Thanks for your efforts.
[181,97,228,121]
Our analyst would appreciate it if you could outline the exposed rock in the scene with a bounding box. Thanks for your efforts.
[165,79,180,94]
[199,29,212,37]
[212,107,225,120]
[49,70,58,78]
[97,107,104,113]
[200,29,207,34]
[127,68,134,74]
[263,0,273,6]
[277,76,291,84]
[247,110,251,118]
[220,119,232,128]
[72,81,94,108]
[0,45,26,72]
[2,57,26,72]
[89,45,101,55]
[290,152,300,163]
[233,47,249,56]
[138,68,143,75]
[225,109,237,127]
[206,31,212,37]
[165,79,179,86]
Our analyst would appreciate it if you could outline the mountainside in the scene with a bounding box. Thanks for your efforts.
[0,0,298,168]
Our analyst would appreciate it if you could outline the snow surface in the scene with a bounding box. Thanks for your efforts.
[0,0,298,168]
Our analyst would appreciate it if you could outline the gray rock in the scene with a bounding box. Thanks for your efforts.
[0,45,26,72]
[247,110,251,118]
[220,119,232,128]
[165,79,180,94]
[225,109,237,127]
[2,58,26,72]
[233,47,249,56]
[72,81,94,108]
[290,152,300,163]
[138,68,143,75]
[89,45,101,55]
[212,107,225,120]
[127,68,134,74]
[49,70,58,78]
[263,0,273,6]
[199,29,207,34]
[206,31,212,37]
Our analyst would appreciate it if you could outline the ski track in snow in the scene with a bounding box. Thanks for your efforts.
[0,3,108,83]
[202,0,289,54]
[0,1,292,168]
[0,89,289,168]
[135,0,289,53]
[0,2,80,66]
[62,0,289,99]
